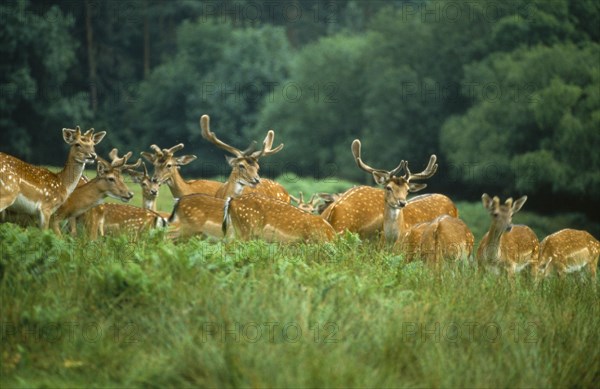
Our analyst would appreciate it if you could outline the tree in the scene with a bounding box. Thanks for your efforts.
[0,1,91,163]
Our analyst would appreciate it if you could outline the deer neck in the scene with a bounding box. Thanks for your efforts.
[55,178,106,219]
[143,197,157,211]
[383,205,404,245]
[218,170,246,199]
[166,168,188,198]
[56,150,87,196]
[483,223,505,261]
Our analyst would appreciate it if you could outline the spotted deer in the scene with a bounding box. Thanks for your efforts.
[538,229,599,278]
[200,114,289,202]
[83,203,167,240]
[402,215,474,264]
[290,192,320,214]
[0,127,106,229]
[125,161,172,220]
[322,140,457,244]
[223,193,336,243]
[51,149,140,236]
[166,115,290,239]
[476,194,539,275]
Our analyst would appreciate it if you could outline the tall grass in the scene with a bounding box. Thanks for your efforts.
[1,223,598,387]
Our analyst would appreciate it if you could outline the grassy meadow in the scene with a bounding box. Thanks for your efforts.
[1,174,599,387]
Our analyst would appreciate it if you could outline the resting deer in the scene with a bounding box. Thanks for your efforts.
[51,149,140,236]
[223,193,336,243]
[322,140,457,244]
[290,192,320,214]
[83,203,167,240]
[167,115,289,239]
[403,215,474,264]
[0,127,106,229]
[476,194,539,275]
[538,229,599,278]
[200,114,289,202]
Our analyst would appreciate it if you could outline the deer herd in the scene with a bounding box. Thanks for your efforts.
[0,116,598,280]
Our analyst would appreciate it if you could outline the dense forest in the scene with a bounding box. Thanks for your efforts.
[1,0,599,217]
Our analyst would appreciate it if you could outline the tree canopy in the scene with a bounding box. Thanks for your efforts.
[2,0,599,216]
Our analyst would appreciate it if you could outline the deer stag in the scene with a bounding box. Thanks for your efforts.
[537,229,599,278]
[51,149,140,236]
[0,127,106,229]
[166,115,290,240]
[141,143,222,199]
[476,194,539,275]
[200,114,289,202]
[322,140,457,244]
[290,192,321,214]
[223,193,336,243]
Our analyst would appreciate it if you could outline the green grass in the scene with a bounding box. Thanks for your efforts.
[2,174,599,387]
[1,222,599,388]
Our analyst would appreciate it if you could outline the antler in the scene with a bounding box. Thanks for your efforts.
[250,130,284,158]
[403,154,438,182]
[108,148,141,170]
[351,139,404,178]
[200,114,243,157]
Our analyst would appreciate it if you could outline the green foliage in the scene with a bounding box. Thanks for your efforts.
[1,222,598,387]
[2,0,599,217]
[441,43,600,200]
[0,1,91,161]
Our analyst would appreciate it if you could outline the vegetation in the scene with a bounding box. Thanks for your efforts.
[1,220,598,387]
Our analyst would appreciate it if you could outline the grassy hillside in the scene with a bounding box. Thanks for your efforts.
[1,223,598,387]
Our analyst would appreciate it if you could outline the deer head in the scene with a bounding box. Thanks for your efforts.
[200,114,283,189]
[351,139,437,210]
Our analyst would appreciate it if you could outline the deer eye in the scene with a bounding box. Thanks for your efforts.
[142,182,147,187]
[385,186,392,192]
[238,163,246,170]
[108,177,115,182]
[166,163,172,168]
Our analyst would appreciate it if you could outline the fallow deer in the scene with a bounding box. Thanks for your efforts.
[538,229,599,278]
[322,140,457,244]
[223,193,336,243]
[165,115,289,239]
[476,194,539,275]
[403,215,474,264]
[51,149,140,236]
[141,143,222,199]
[0,127,106,229]
[200,114,289,202]
[83,203,167,240]
[290,192,320,214]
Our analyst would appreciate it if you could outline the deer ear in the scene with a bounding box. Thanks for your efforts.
[372,171,389,186]
[481,193,494,211]
[92,131,107,145]
[96,158,110,175]
[512,195,527,214]
[141,151,156,164]
[127,169,143,183]
[175,155,197,166]
[63,128,77,144]
[408,182,427,193]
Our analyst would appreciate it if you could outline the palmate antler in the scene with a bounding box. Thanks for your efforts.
[108,148,142,170]
[200,114,284,159]
[351,139,404,184]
